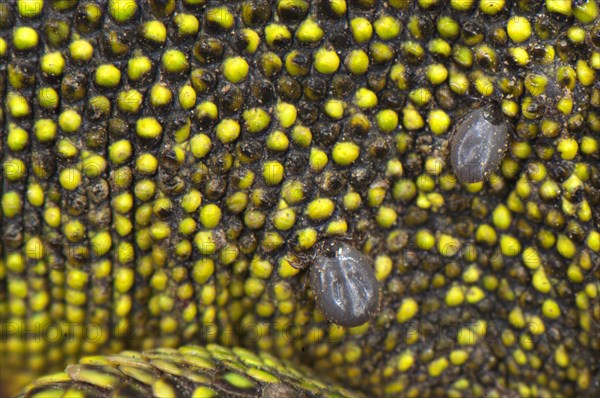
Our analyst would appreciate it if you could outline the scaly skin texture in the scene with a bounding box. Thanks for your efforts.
[18,344,365,398]
[1,0,600,397]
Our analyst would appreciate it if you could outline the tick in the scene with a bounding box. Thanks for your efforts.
[310,240,381,327]
[450,104,509,183]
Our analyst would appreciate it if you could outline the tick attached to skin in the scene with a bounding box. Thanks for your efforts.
[450,104,509,183]
[310,240,381,327]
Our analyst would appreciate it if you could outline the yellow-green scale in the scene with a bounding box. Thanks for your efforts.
[96,10,138,358]
[2,1,600,397]
[75,41,115,365]
[57,65,90,370]
[3,18,39,390]
[29,24,63,379]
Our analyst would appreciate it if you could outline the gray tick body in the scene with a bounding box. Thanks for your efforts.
[450,104,509,183]
[310,241,381,327]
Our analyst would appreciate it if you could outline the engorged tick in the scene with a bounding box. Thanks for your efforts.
[450,104,509,183]
[310,241,381,327]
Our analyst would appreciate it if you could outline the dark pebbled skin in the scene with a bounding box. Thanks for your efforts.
[1,1,599,397]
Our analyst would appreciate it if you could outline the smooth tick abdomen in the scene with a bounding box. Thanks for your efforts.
[450,104,509,183]
[310,241,381,327]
